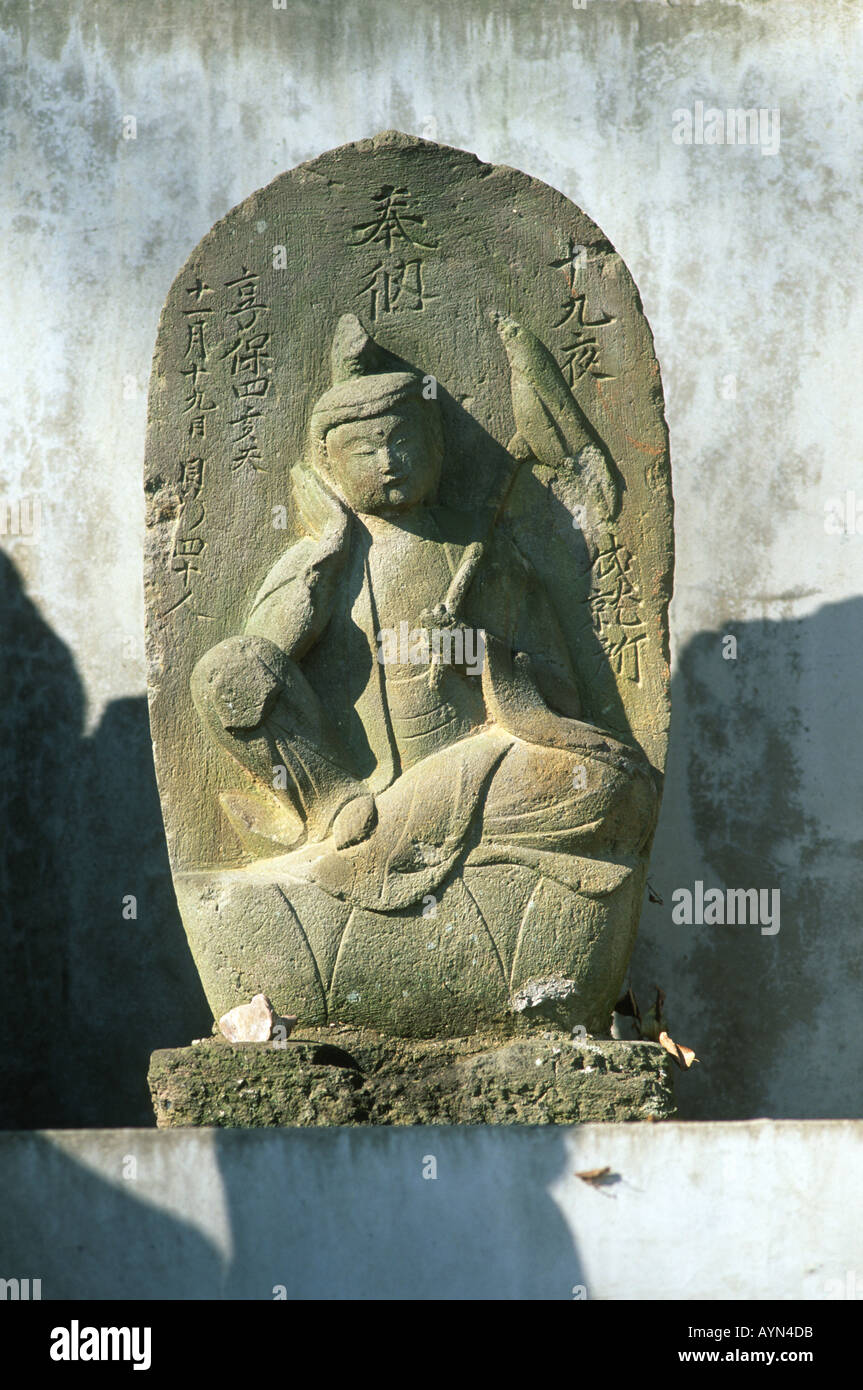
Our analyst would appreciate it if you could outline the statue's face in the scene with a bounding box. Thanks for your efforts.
[324,402,441,514]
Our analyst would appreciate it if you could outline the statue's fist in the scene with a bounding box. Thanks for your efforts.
[191,636,283,732]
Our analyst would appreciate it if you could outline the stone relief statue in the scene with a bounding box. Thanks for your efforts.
[144,132,672,1056]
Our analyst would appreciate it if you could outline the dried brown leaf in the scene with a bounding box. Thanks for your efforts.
[658,1029,699,1070]
[575,1166,611,1185]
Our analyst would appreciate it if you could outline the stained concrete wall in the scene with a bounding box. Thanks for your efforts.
[2,1122,861,1299]
[1,0,861,1125]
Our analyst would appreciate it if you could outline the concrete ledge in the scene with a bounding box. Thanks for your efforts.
[1,1121,861,1300]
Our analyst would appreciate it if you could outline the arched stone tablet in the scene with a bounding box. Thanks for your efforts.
[145,131,672,1039]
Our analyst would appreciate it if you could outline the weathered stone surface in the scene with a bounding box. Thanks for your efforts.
[144,130,672,1054]
[148,1028,675,1127]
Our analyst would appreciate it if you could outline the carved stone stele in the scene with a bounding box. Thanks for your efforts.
[145,131,672,1055]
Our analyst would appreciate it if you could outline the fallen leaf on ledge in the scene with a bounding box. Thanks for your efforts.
[658,1029,699,1070]
[574,1166,613,1186]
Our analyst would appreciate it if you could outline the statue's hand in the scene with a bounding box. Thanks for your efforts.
[292,462,349,547]
[419,542,487,636]
[191,636,284,733]
[418,602,458,630]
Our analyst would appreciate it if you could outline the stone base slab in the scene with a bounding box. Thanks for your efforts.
[148,1027,675,1127]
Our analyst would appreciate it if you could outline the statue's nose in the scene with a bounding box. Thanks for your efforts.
[380,446,405,476]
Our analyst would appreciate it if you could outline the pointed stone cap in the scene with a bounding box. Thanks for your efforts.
[331,312,385,382]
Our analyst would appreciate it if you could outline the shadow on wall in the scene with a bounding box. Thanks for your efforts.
[0,1128,585,1300]
[0,1132,224,1299]
[217,1126,584,1300]
[0,553,210,1129]
[632,598,863,1120]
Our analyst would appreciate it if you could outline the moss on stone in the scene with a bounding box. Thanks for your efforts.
[148,1027,675,1127]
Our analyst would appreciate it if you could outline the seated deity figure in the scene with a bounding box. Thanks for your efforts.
[189,313,658,1027]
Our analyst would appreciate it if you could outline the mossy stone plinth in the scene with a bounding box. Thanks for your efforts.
[148,1028,675,1127]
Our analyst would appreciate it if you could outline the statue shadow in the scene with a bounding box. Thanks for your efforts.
[0,1127,587,1301]
[631,597,863,1119]
[214,1126,586,1301]
[0,1131,223,1299]
[0,552,210,1129]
